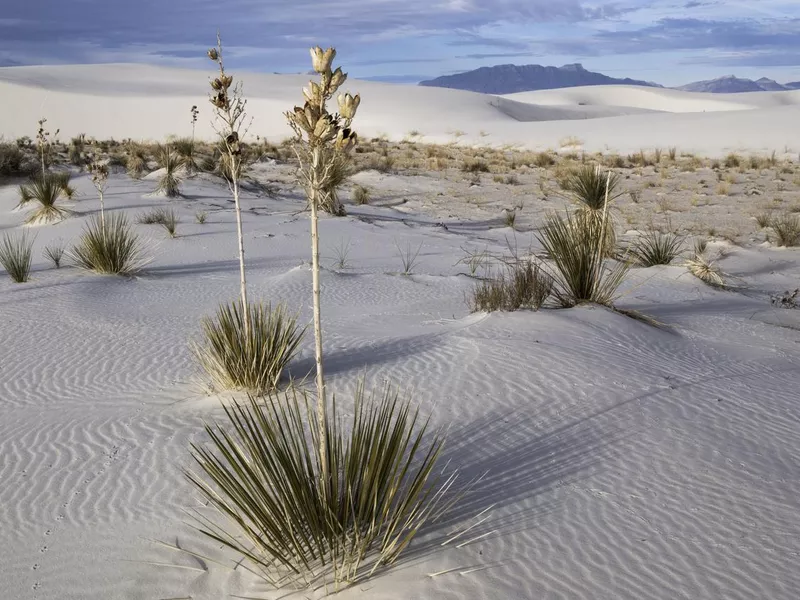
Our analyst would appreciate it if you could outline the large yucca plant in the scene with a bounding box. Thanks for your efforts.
[192,301,305,395]
[69,212,147,275]
[17,172,71,224]
[629,229,684,266]
[538,210,629,307]
[186,384,458,589]
[0,231,35,282]
[155,144,184,197]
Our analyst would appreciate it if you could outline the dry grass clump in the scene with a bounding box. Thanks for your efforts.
[155,144,185,197]
[17,172,72,224]
[462,158,489,173]
[69,213,148,275]
[538,210,629,307]
[191,301,304,394]
[684,239,725,287]
[352,184,370,205]
[470,260,552,312]
[195,211,208,224]
[186,383,458,589]
[629,229,684,266]
[755,212,772,229]
[0,231,35,283]
[771,212,800,246]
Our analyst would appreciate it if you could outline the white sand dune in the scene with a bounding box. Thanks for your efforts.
[2,64,800,600]
[2,64,800,154]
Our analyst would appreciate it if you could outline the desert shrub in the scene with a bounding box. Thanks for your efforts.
[69,213,147,275]
[69,134,87,167]
[654,148,662,163]
[17,172,71,224]
[186,383,457,588]
[462,158,489,173]
[125,142,148,178]
[537,210,629,307]
[155,145,184,197]
[629,230,684,266]
[771,212,800,247]
[0,231,34,282]
[192,301,304,394]
[755,212,772,229]
[668,147,677,161]
[724,153,741,168]
[470,260,552,312]
[685,251,725,287]
[352,184,370,205]
[195,211,207,224]
[504,209,517,229]
[43,239,66,268]
[0,142,25,177]
[136,207,172,225]
[534,152,555,168]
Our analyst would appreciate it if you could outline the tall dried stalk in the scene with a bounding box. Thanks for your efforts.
[208,35,251,336]
[90,161,109,237]
[286,47,360,494]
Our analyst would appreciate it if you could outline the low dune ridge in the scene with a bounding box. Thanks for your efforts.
[1,64,800,154]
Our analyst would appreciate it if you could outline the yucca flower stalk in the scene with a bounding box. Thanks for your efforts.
[207,34,252,337]
[89,161,109,237]
[286,47,360,488]
[36,117,59,178]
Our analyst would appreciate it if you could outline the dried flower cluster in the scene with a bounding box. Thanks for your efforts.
[36,117,59,176]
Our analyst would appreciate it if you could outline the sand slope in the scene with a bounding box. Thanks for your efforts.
[1,156,800,600]
[2,64,800,154]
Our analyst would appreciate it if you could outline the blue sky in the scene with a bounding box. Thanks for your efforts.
[2,1,799,86]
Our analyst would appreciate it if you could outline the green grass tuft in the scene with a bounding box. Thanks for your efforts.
[69,212,148,275]
[0,231,35,282]
[629,229,684,266]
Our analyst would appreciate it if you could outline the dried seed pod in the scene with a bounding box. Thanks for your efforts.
[337,93,360,120]
[329,67,347,91]
[208,48,219,61]
[310,46,336,74]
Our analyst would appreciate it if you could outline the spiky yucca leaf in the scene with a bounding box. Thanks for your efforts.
[537,210,629,307]
[0,231,35,282]
[17,172,71,224]
[186,383,459,589]
[629,229,684,266]
[69,213,148,275]
[192,301,305,395]
[563,164,623,211]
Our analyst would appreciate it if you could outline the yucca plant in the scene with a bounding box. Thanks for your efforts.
[685,251,725,287]
[173,137,198,173]
[155,144,184,197]
[0,231,35,282]
[186,383,458,589]
[562,164,623,254]
[629,229,684,266]
[17,172,71,224]
[43,239,66,268]
[538,210,629,307]
[192,301,304,394]
[69,212,147,275]
[157,207,179,237]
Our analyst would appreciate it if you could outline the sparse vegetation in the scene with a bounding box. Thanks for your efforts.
[352,183,370,205]
[154,144,184,197]
[195,211,207,224]
[0,231,35,283]
[125,141,148,178]
[0,142,25,177]
[470,260,552,312]
[396,241,422,275]
[685,243,725,287]
[17,172,72,224]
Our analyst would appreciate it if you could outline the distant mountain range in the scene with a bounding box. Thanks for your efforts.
[418,64,800,94]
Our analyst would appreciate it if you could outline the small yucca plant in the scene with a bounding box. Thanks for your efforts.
[155,145,184,197]
[17,172,71,224]
[186,383,459,589]
[69,212,148,275]
[629,229,684,266]
[173,137,198,173]
[192,301,305,395]
[43,239,66,268]
[538,210,629,307]
[0,231,35,282]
